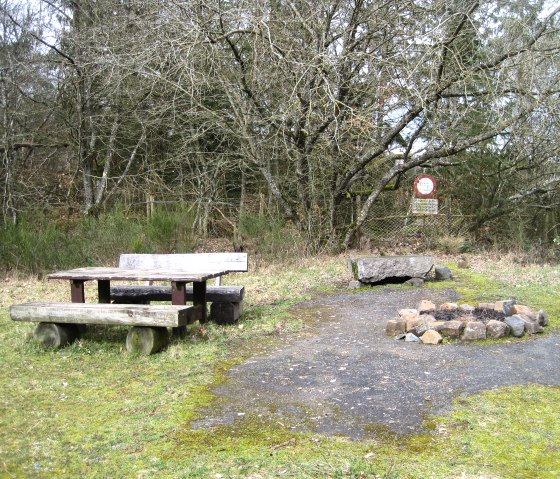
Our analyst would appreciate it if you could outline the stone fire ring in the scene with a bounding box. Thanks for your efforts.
[387,299,549,344]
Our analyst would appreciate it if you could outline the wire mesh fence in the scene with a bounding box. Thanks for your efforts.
[359,192,472,247]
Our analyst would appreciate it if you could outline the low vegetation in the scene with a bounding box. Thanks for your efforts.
[0,251,558,478]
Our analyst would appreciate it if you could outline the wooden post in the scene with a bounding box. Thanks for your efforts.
[147,193,155,220]
[192,281,207,323]
[98,280,111,303]
[71,280,85,303]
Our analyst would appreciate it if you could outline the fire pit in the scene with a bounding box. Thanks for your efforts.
[386,299,549,344]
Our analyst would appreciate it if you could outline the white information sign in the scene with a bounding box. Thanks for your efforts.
[412,198,439,215]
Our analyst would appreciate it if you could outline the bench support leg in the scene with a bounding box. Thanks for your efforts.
[126,327,169,355]
[34,323,80,349]
[211,302,243,325]
[172,325,187,339]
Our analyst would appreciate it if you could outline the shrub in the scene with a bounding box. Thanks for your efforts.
[435,235,466,254]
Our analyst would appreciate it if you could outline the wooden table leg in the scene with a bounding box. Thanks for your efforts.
[171,281,188,338]
[70,279,86,336]
[98,280,111,303]
[171,281,187,305]
[71,280,85,303]
[193,281,207,323]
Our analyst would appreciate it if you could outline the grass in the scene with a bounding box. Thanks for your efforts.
[0,252,559,478]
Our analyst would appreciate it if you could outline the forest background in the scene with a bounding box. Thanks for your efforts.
[1,0,559,272]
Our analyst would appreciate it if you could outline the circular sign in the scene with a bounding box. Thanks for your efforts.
[414,174,437,198]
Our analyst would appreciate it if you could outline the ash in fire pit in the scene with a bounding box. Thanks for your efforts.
[433,308,505,323]
[386,299,549,344]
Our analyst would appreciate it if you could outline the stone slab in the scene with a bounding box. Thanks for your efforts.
[348,256,434,284]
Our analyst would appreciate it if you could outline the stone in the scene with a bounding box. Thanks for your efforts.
[348,256,434,284]
[421,330,443,344]
[504,315,525,337]
[404,333,421,342]
[486,320,510,339]
[406,277,424,287]
[495,299,516,315]
[401,312,420,323]
[458,304,476,313]
[399,308,419,318]
[440,320,464,338]
[457,257,469,268]
[407,317,430,336]
[395,334,407,340]
[410,324,430,337]
[462,321,487,341]
[511,304,537,320]
[517,315,544,334]
[426,320,447,332]
[419,314,436,322]
[406,318,423,332]
[440,302,458,311]
[386,319,406,336]
[434,265,453,280]
[478,303,495,310]
[418,300,436,313]
[456,314,475,323]
[348,280,362,289]
[537,310,549,327]
[524,321,544,335]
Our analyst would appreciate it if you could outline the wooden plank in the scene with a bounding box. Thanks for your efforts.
[48,267,220,282]
[10,302,196,327]
[118,253,248,272]
[110,285,245,302]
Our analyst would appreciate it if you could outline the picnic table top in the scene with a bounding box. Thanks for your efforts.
[48,267,231,282]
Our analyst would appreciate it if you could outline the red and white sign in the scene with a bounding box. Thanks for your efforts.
[414,174,437,199]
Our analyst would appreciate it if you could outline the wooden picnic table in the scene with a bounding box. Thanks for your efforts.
[48,266,232,323]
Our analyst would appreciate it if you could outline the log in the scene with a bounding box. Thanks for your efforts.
[126,326,169,355]
[34,323,80,349]
[110,285,245,303]
[211,301,243,325]
[11,302,195,327]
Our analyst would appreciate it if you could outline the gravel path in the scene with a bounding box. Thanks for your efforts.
[193,288,560,438]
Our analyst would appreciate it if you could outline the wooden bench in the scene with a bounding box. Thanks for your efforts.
[110,253,248,324]
[10,302,197,354]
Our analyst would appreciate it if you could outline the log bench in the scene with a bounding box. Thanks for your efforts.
[110,253,248,324]
[10,302,197,355]
[111,285,245,325]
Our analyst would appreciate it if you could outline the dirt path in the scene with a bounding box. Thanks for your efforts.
[193,288,560,438]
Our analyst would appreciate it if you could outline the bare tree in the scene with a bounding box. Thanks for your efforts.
[154,0,560,248]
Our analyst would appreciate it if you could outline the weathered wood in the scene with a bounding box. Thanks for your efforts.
[210,302,243,325]
[34,323,80,348]
[71,280,85,303]
[119,252,248,287]
[110,285,245,303]
[119,253,248,272]
[97,280,111,303]
[10,302,197,327]
[126,326,169,355]
[48,267,220,283]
